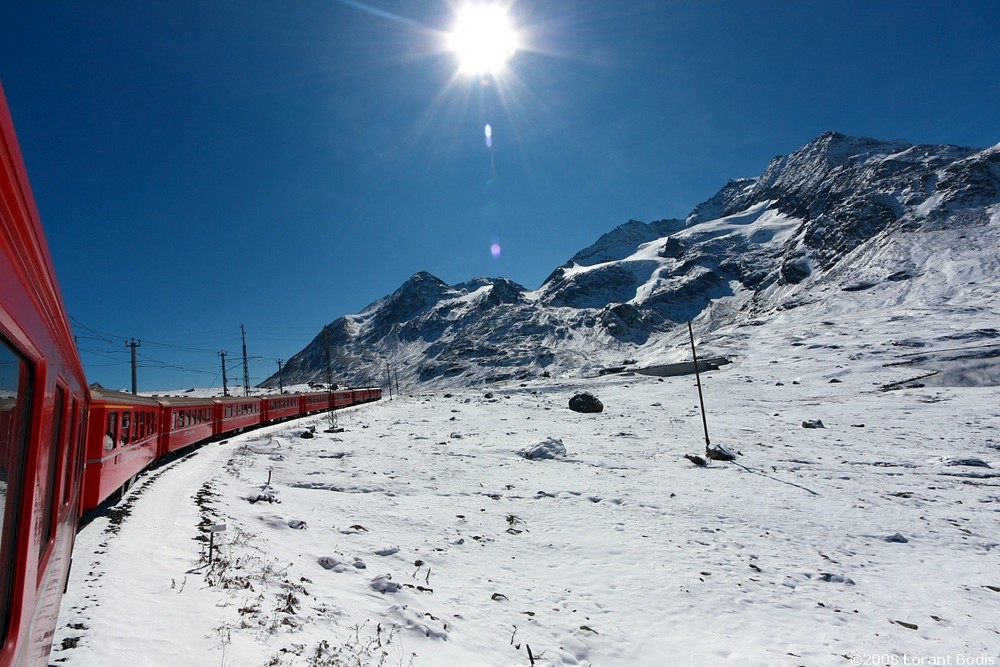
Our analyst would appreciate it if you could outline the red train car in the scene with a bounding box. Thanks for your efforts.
[1,84,89,667]
[157,397,215,456]
[262,394,300,423]
[353,387,381,404]
[80,388,159,512]
[301,391,332,415]
[332,389,354,408]
[214,396,262,437]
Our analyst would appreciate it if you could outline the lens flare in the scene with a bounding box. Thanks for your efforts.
[490,242,502,259]
[484,123,493,147]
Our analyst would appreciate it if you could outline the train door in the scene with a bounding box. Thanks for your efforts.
[0,336,31,649]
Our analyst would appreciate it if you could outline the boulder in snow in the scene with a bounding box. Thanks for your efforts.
[569,392,604,413]
[518,437,567,460]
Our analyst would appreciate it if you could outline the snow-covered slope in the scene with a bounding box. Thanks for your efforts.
[264,132,1000,389]
[54,338,1000,666]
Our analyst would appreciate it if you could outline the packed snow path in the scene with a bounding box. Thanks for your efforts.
[52,367,999,666]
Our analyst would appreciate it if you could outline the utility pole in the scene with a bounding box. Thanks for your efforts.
[126,338,141,394]
[322,326,333,389]
[385,362,393,400]
[276,358,284,394]
[241,324,250,397]
[219,350,229,397]
[394,368,400,397]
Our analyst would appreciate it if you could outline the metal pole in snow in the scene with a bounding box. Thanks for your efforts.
[688,320,711,448]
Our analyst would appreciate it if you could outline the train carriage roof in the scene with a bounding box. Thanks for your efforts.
[88,386,163,407]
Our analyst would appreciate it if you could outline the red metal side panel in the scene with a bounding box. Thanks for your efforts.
[214,398,262,436]
[262,395,300,422]
[301,392,331,414]
[334,390,353,408]
[157,400,215,456]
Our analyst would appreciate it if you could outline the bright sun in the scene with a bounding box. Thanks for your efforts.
[447,3,518,76]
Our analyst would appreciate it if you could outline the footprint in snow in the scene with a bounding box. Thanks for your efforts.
[370,574,401,594]
[318,557,349,573]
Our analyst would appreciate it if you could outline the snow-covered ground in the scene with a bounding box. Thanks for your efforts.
[49,306,1000,667]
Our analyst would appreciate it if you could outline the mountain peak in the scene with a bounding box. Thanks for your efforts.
[366,271,457,327]
[567,218,684,268]
[799,131,911,166]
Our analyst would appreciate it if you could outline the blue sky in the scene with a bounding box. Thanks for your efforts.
[2,1,998,391]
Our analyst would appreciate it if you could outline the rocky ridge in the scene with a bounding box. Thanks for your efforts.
[264,132,1000,389]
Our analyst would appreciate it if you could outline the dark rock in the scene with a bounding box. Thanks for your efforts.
[945,457,991,468]
[569,392,604,413]
[802,419,825,429]
[684,453,708,467]
[884,533,909,543]
[706,443,738,461]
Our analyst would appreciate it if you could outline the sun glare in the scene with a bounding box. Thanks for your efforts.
[447,3,518,76]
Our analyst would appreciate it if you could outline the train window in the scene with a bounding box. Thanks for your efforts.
[0,338,31,644]
[39,386,66,559]
[120,411,130,445]
[73,402,85,497]
[105,411,117,451]
[60,399,79,506]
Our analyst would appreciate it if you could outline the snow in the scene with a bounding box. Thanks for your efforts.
[672,201,799,246]
[51,317,1000,666]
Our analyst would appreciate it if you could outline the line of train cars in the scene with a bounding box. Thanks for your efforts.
[0,83,381,665]
[82,386,381,510]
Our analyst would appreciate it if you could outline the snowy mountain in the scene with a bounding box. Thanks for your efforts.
[264,131,1000,389]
